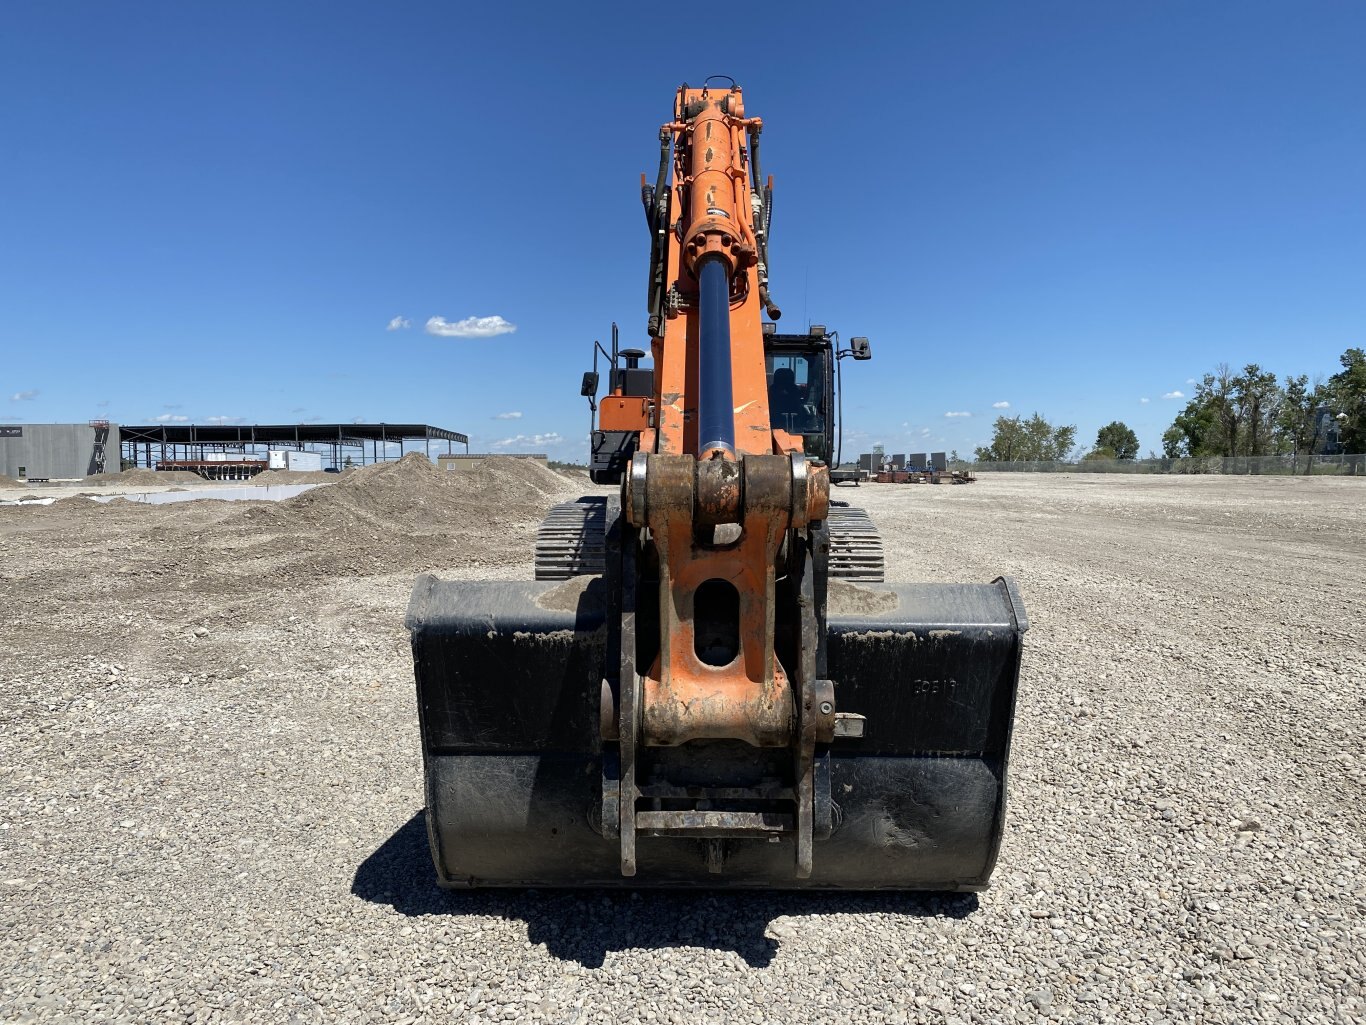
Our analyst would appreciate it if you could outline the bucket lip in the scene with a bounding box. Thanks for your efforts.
[993,576,1030,634]
[824,581,1029,633]
[404,573,439,631]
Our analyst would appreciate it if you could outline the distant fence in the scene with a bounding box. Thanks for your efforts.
[972,454,1366,476]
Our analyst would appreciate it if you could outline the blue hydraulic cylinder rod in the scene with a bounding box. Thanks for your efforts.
[697,255,736,457]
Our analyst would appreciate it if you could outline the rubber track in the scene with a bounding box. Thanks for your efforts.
[534,498,607,580]
[535,497,883,584]
[826,505,885,582]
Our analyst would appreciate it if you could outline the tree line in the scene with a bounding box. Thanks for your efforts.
[972,347,1364,469]
[974,417,1139,462]
[1162,348,1364,466]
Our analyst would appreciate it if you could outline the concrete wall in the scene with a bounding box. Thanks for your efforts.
[0,423,120,480]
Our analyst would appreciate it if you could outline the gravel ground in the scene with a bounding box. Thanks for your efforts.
[2,469,1363,1024]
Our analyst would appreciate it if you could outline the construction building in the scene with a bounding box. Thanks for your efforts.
[1,421,470,482]
[119,422,468,473]
[0,422,117,481]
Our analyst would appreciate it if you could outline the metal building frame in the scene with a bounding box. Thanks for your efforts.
[118,423,469,470]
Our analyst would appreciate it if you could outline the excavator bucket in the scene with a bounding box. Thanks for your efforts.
[407,499,1026,890]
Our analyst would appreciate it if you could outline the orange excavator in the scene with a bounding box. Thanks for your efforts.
[407,80,1027,888]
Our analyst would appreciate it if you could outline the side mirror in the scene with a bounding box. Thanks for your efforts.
[580,371,599,397]
[850,337,872,360]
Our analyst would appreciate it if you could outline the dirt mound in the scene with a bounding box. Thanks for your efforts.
[463,456,580,500]
[274,453,577,528]
[280,453,483,525]
[0,474,23,488]
[253,469,337,484]
[211,453,583,582]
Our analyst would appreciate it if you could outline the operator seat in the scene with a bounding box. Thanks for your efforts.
[770,367,804,429]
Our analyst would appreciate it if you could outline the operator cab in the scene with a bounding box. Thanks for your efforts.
[764,323,870,475]
[765,339,829,461]
[764,326,835,464]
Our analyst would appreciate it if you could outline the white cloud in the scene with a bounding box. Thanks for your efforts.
[205,415,244,425]
[386,316,411,332]
[492,432,563,449]
[920,428,932,437]
[493,411,523,420]
[1185,378,1197,385]
[151,413,189,423]
[991,401,1010,409]
[1140,397,1150,404]
[944,411,972,418]
[426,315,517,339]
[11,389,38,401]
[291,406,306,414]
[1162,390,1185,400]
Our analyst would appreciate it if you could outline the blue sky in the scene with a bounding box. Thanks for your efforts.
[3,1,1363,460]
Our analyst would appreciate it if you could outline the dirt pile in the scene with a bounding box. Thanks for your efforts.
[216,453,585,581]
[253,469,337,484]
[270,454,576,528]
[464,456,582,501]
[0,474,23,488]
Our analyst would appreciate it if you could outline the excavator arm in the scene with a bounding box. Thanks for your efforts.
[405,80,1029,889]
[614,82,833,877]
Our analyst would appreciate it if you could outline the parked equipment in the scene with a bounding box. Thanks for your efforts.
[407,81,1027,889]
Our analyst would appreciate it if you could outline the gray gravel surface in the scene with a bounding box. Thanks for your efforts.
[2,470,1363,1023]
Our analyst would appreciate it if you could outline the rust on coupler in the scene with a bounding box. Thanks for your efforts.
[634,451,809,749]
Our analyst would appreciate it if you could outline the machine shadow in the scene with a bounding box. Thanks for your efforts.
[353,813,980,969]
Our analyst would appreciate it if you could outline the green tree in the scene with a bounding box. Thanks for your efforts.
[975,413,1076,462]
[1166,381,1224,457]
[1095,421,1140,460]
[975,416,1021,462]
[1233,363,1281,456]
[1327,347,1366,452]
[1167,365,1285,458]
[1276,374,1330,473]
[1206,365,1242,457]
[1083,446,1116,461]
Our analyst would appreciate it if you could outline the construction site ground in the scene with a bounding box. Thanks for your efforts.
[2,460,1363,1023]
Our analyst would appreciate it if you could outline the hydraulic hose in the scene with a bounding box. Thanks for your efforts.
[697,255,735,457]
